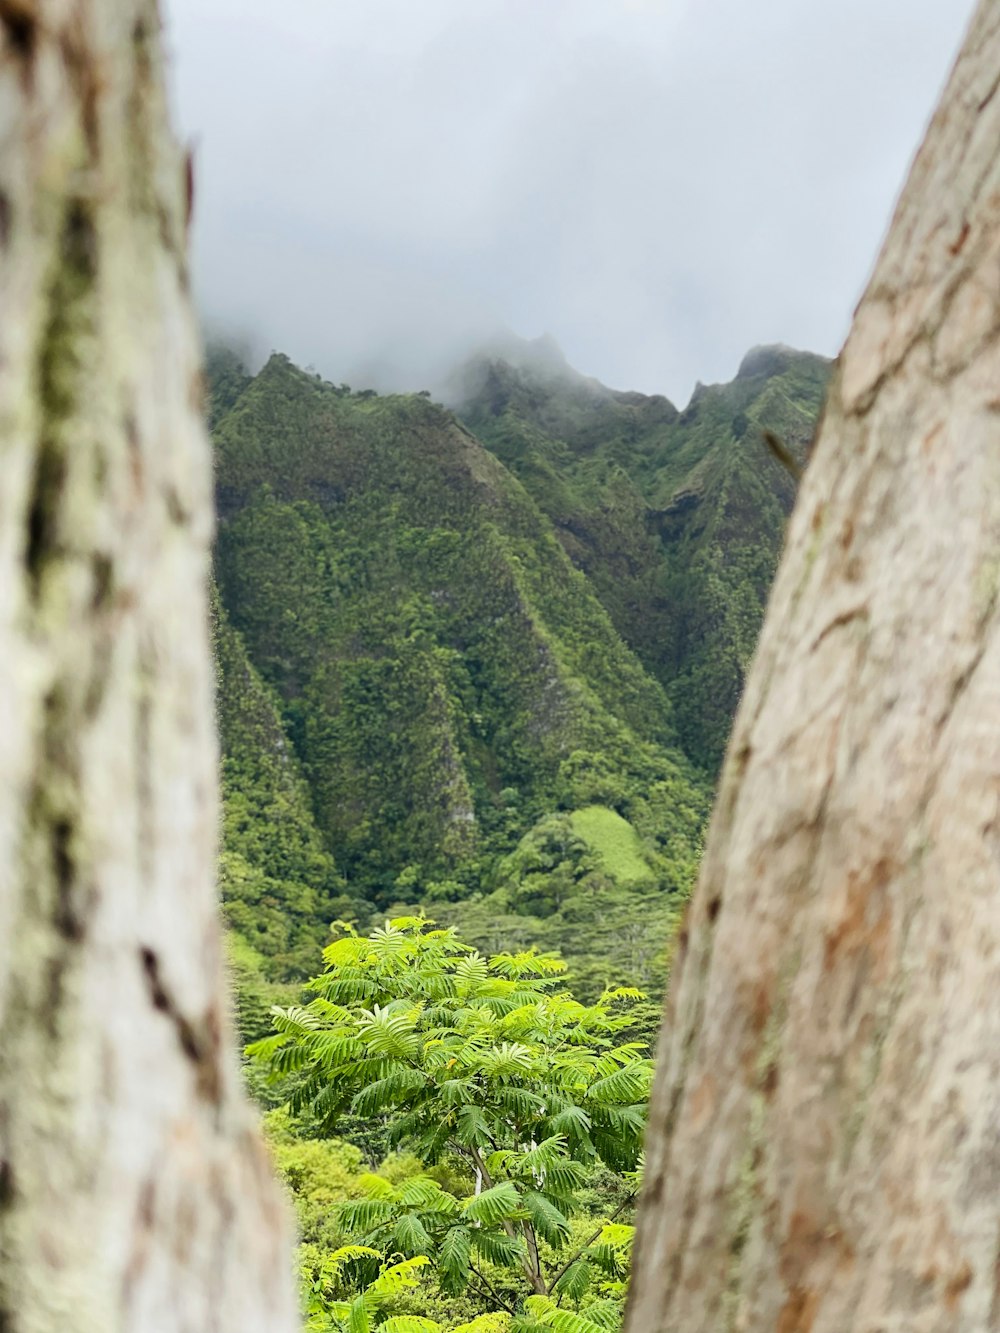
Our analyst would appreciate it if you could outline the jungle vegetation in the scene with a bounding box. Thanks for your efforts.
[206,337,827,1328]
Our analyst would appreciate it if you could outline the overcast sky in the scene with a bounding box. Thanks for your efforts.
[163,0,974,404]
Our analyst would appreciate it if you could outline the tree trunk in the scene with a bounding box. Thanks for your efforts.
[0,4,297,1331]
[626,5,1000,1331]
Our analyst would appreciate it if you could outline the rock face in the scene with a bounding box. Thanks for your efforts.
[0,5,296,1331]
[625,5,1000,1330]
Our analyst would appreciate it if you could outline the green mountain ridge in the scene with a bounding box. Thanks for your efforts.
[453,340,831,767]
[208,339,829,1001]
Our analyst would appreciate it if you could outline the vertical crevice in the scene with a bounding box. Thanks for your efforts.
[26,197,98,599]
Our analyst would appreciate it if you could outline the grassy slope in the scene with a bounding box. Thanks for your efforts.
[569,806,655,885]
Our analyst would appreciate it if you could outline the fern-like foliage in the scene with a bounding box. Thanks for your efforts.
[252,918,650,1304]
[305,1254,434,1333]
[515,1296,621,1333]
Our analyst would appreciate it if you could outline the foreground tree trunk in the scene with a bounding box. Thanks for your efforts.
[627,5,1000,1331]
[0,4,296,1330]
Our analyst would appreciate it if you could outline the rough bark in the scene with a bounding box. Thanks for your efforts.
[0,4,297,1331]
[627,5,1000,1331]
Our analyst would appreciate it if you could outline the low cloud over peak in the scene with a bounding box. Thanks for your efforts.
[166,0,974,404]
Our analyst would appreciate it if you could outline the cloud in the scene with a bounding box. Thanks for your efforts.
[163,0,974,403]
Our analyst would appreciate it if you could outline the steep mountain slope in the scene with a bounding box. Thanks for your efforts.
[453,341,831,769]
[214,592,351,972]
[209,340,831,996]
[211,353,708,990]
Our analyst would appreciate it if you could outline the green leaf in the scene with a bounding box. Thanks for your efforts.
[552,1259,590,1300]
[384,915,428,932]
[321,1244,384,1275]
[358,1174,397,1200]
[352,1067,427,1116]
[521,1190,571,1247]
[493,1086,547,1120]
[271,1004,325,1034]
[451,1316,510,1333]
[462,1181,521,1226]
[269,1042,309,1076]
[348,1295,371,1333]
[479,1043,535,1079]
[310,1031,362,1068]
[438,1225,472,1294]
[365,1256,431,1301]
[587,1245,624,1277]
[244,1032,286,1061]
[357,1005,422,1060]
[393,1212,433,1256]
[545,1105,591,1138]
[517,1136,568,1173]
[472,1229,528,1267]
[521,1298,612,1333]
[338,1198,396,1233]
[484,1150,513,1176]
[577,1302,621,1330]
[455,1103,490,1146]
[586,1064,650,1106]
[379,1318,441,1333]
[598,1222,634,1248]
[439,1078,477,1106]
[534,1159,586,1196]
[395,1175,451,1209]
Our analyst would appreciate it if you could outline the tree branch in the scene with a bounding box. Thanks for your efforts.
[521,1219,546,1295]
[469,1266,517,1316]
[544,1193,635,1295]
[468,1144,543,1294]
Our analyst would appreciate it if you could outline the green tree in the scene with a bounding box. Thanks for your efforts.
[250,919,649,1308]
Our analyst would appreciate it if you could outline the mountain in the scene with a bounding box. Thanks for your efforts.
[207,339,831,1004]
[452,340,832,769]
[210,352,710,999]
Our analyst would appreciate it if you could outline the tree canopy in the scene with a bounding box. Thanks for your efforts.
[251,919,649,1311]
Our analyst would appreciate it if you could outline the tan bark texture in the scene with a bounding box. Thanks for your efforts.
[626,5,1000,1331]
[0,4,297,1331]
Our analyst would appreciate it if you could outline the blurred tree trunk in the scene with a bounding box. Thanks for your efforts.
[627,5,1000,1331]
[0,4,296,1330]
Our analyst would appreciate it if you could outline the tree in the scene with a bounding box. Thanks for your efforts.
[251,918,648,1309]
[0,3,296,1329]
[626,5,1000,1329]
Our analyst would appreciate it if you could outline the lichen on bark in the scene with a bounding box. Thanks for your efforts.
[626,4,1000,1330]
[0,4,297,1331]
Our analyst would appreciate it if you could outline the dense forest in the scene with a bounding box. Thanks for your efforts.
[207,338,829,1329]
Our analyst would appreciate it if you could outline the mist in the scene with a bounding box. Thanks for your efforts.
[163,0,974,405]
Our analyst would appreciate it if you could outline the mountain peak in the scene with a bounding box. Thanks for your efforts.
[478,330,571,375]
[736,343,824,381]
